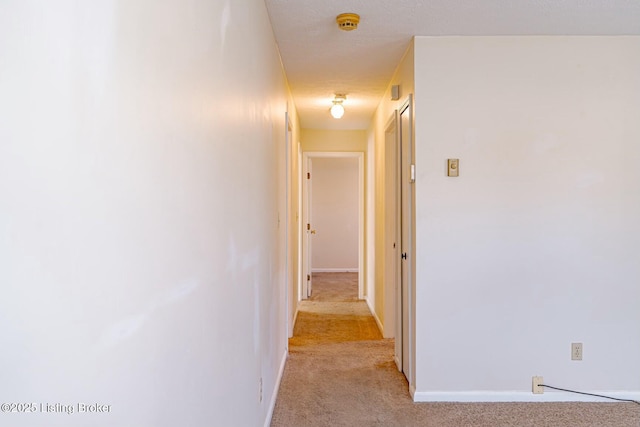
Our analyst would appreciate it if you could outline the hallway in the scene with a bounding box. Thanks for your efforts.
[271,272,408,426]
[270,274,640,427]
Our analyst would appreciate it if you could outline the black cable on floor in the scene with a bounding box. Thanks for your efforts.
[540,384,640,406]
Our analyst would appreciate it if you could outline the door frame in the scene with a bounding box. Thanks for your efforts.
[301,151,365,300]
[293,140,303,336]
[384,111,400,348]
[397,95,415,394]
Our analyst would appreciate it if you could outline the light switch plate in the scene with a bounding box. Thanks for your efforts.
[447,159,459,177]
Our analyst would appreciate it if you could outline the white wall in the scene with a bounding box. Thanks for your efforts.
[413,36,640,400]
[311,158,359,271]
[0,1,296,426]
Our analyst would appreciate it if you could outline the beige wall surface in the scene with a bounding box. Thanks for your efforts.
[0,1,298,426]
[287,112,302,338]
[301,129,367,152]
[412,36,640,400]
[368,41,416,337]
[311,158,359,271]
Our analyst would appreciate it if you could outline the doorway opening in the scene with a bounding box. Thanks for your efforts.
[301,152,365,302]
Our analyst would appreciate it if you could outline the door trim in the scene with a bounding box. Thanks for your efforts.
[384,111,401,362]
[398,95,415,395]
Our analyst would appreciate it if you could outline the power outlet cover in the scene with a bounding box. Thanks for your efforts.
[532,376,544,394]
[572,343,583,360]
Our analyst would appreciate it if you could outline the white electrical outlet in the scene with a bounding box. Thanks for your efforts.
[532,376,544,394]
[571,343,583,361]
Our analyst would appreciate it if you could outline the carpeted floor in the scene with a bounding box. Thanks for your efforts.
[271,272,640,427]
[308,271,360,302]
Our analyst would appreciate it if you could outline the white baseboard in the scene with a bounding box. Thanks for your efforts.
[264,350,288,427]
[311,268,359,273]
[289,308,299,338]
[366,297,384,336]
[412,391,640,403]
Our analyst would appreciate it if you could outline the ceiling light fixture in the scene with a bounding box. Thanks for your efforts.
[336,13,360,31]
[330,94,346,119]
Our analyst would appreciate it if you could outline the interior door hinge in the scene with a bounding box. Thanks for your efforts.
[307,223,310,231]
[307,274,310,281]
[307,172,311,179]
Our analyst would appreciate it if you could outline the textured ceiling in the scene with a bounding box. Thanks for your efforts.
[264,0,640,130]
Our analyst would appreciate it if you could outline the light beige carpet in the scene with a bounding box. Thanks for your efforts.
[271,273,640,427]
[309,272,359,302]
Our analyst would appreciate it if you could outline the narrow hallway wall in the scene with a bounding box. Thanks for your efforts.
[369,41,415,339]
[0,1,298,426]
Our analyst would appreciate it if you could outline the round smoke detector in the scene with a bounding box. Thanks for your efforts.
[336,13,360,31]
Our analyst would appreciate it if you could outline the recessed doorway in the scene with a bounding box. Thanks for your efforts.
[301,152,365,301]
